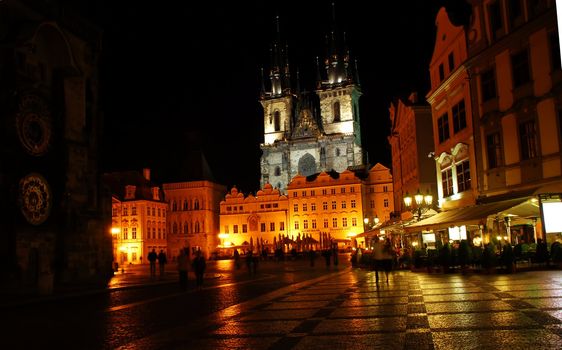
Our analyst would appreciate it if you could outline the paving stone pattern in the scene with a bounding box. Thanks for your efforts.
[134,270,562,350]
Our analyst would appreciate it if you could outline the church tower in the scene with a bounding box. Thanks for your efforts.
[259,4,365,193]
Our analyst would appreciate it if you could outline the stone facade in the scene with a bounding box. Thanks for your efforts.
[0,1,112,291]
[259,17,364,193]
[163,180,226,259]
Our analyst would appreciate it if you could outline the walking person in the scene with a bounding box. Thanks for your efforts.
[372,236,392,284]
[177,248,189,291]
[233,249,241,270]
[148,248,157,278]
[192,250,206,289]
[158,249,167,279]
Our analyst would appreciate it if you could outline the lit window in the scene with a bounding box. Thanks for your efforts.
[341,201,346,209]
[352,217,357,226]
[311,203,316,211]
[384,199,389,208]
[332,218,338,227]
[351,200,356,208]
[270,222,275,231]
[303,204,308,211]
[323,202,328,210]
[456,160,471,192]
[294,204,299,212]
[342,218,348,227]
[280,222,285,231]
[132,227,137,239]
[295,221,299,229]
[304,220,309,229]
[312,219,317,229]
[332,201,337,210]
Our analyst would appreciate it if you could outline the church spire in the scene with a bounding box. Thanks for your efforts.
[321,1,357,88]
[266,15,291,98]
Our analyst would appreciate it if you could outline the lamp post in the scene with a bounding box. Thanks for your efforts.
[403,189,433,221]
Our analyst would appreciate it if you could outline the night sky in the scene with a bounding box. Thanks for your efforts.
[91,0,470,194]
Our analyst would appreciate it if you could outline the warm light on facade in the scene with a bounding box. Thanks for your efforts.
[110,227,120,235]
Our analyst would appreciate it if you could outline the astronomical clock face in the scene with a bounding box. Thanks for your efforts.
[19,173,52,225]
[16,94,52,156]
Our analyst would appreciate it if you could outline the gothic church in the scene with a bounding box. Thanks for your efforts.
[259,13,364,193]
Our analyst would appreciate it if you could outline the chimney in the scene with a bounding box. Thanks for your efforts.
[143,168,151,181]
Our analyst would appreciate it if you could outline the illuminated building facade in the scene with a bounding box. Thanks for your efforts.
[388,93,436,215]
[105,169,167,265]
[410,1,561,245]
[0,1,113,291]
[259,14,364,193]
[427,7,478,211]
[467,0,562,243]
[163,180,226,259]
[287,170,366,249]
[219,184,289,252]
[363,164,396,224]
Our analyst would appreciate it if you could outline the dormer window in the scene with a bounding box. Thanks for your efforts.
[125,185,136,200]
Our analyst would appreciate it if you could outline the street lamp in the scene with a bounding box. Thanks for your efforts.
[404,189,433,221]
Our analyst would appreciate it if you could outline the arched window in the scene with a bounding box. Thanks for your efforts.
[333,101,341,122]
[195,221,200,233]
[172,201,177,211]
[274,166,281,176]
[183,200,188,210]
[274,110,281,131]
[194,199,200,210]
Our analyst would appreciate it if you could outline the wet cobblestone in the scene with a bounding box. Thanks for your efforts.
[102,269,562,349]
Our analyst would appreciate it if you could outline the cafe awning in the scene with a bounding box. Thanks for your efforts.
[405,197,534,232]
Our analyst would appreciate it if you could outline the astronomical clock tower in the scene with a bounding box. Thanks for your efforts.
[0,1,113,292]
[259,13,364,193]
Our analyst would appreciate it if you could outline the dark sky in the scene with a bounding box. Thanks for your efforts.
[94,0,469,194]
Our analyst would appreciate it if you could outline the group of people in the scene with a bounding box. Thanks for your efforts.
[147,248,206,291]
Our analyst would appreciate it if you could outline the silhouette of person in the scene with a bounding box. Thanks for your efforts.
[192,250,206,289]
[177,248,189,290]
[148,249,157,278]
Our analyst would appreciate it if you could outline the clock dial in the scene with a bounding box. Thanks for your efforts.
[16,94,52,156]
[19,173,52,225]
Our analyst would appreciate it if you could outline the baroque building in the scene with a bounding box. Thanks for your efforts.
[104,169,167,266]
[219,184,289,253]
[259,15,363,193]
[0,1,112,292]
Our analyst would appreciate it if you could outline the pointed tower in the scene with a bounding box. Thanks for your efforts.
[316,2,363,170]
[260,16,294,147]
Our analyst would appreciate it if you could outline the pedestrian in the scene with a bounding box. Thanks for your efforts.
[192,250,206,289]
[177,248,189,291]
[308,249,316,267]
[158,249,167,279]
[148,248,157,278]
[372,236,393,283]
[233,249,241,269]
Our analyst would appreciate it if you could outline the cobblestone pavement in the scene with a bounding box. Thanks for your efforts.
[123,269,562,350]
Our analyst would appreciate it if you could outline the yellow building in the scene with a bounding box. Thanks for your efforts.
[219,184,288,254]
[163,180,226,259]
[105,169,168,265]
[363,164,396,224]
[287,170,366,250]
